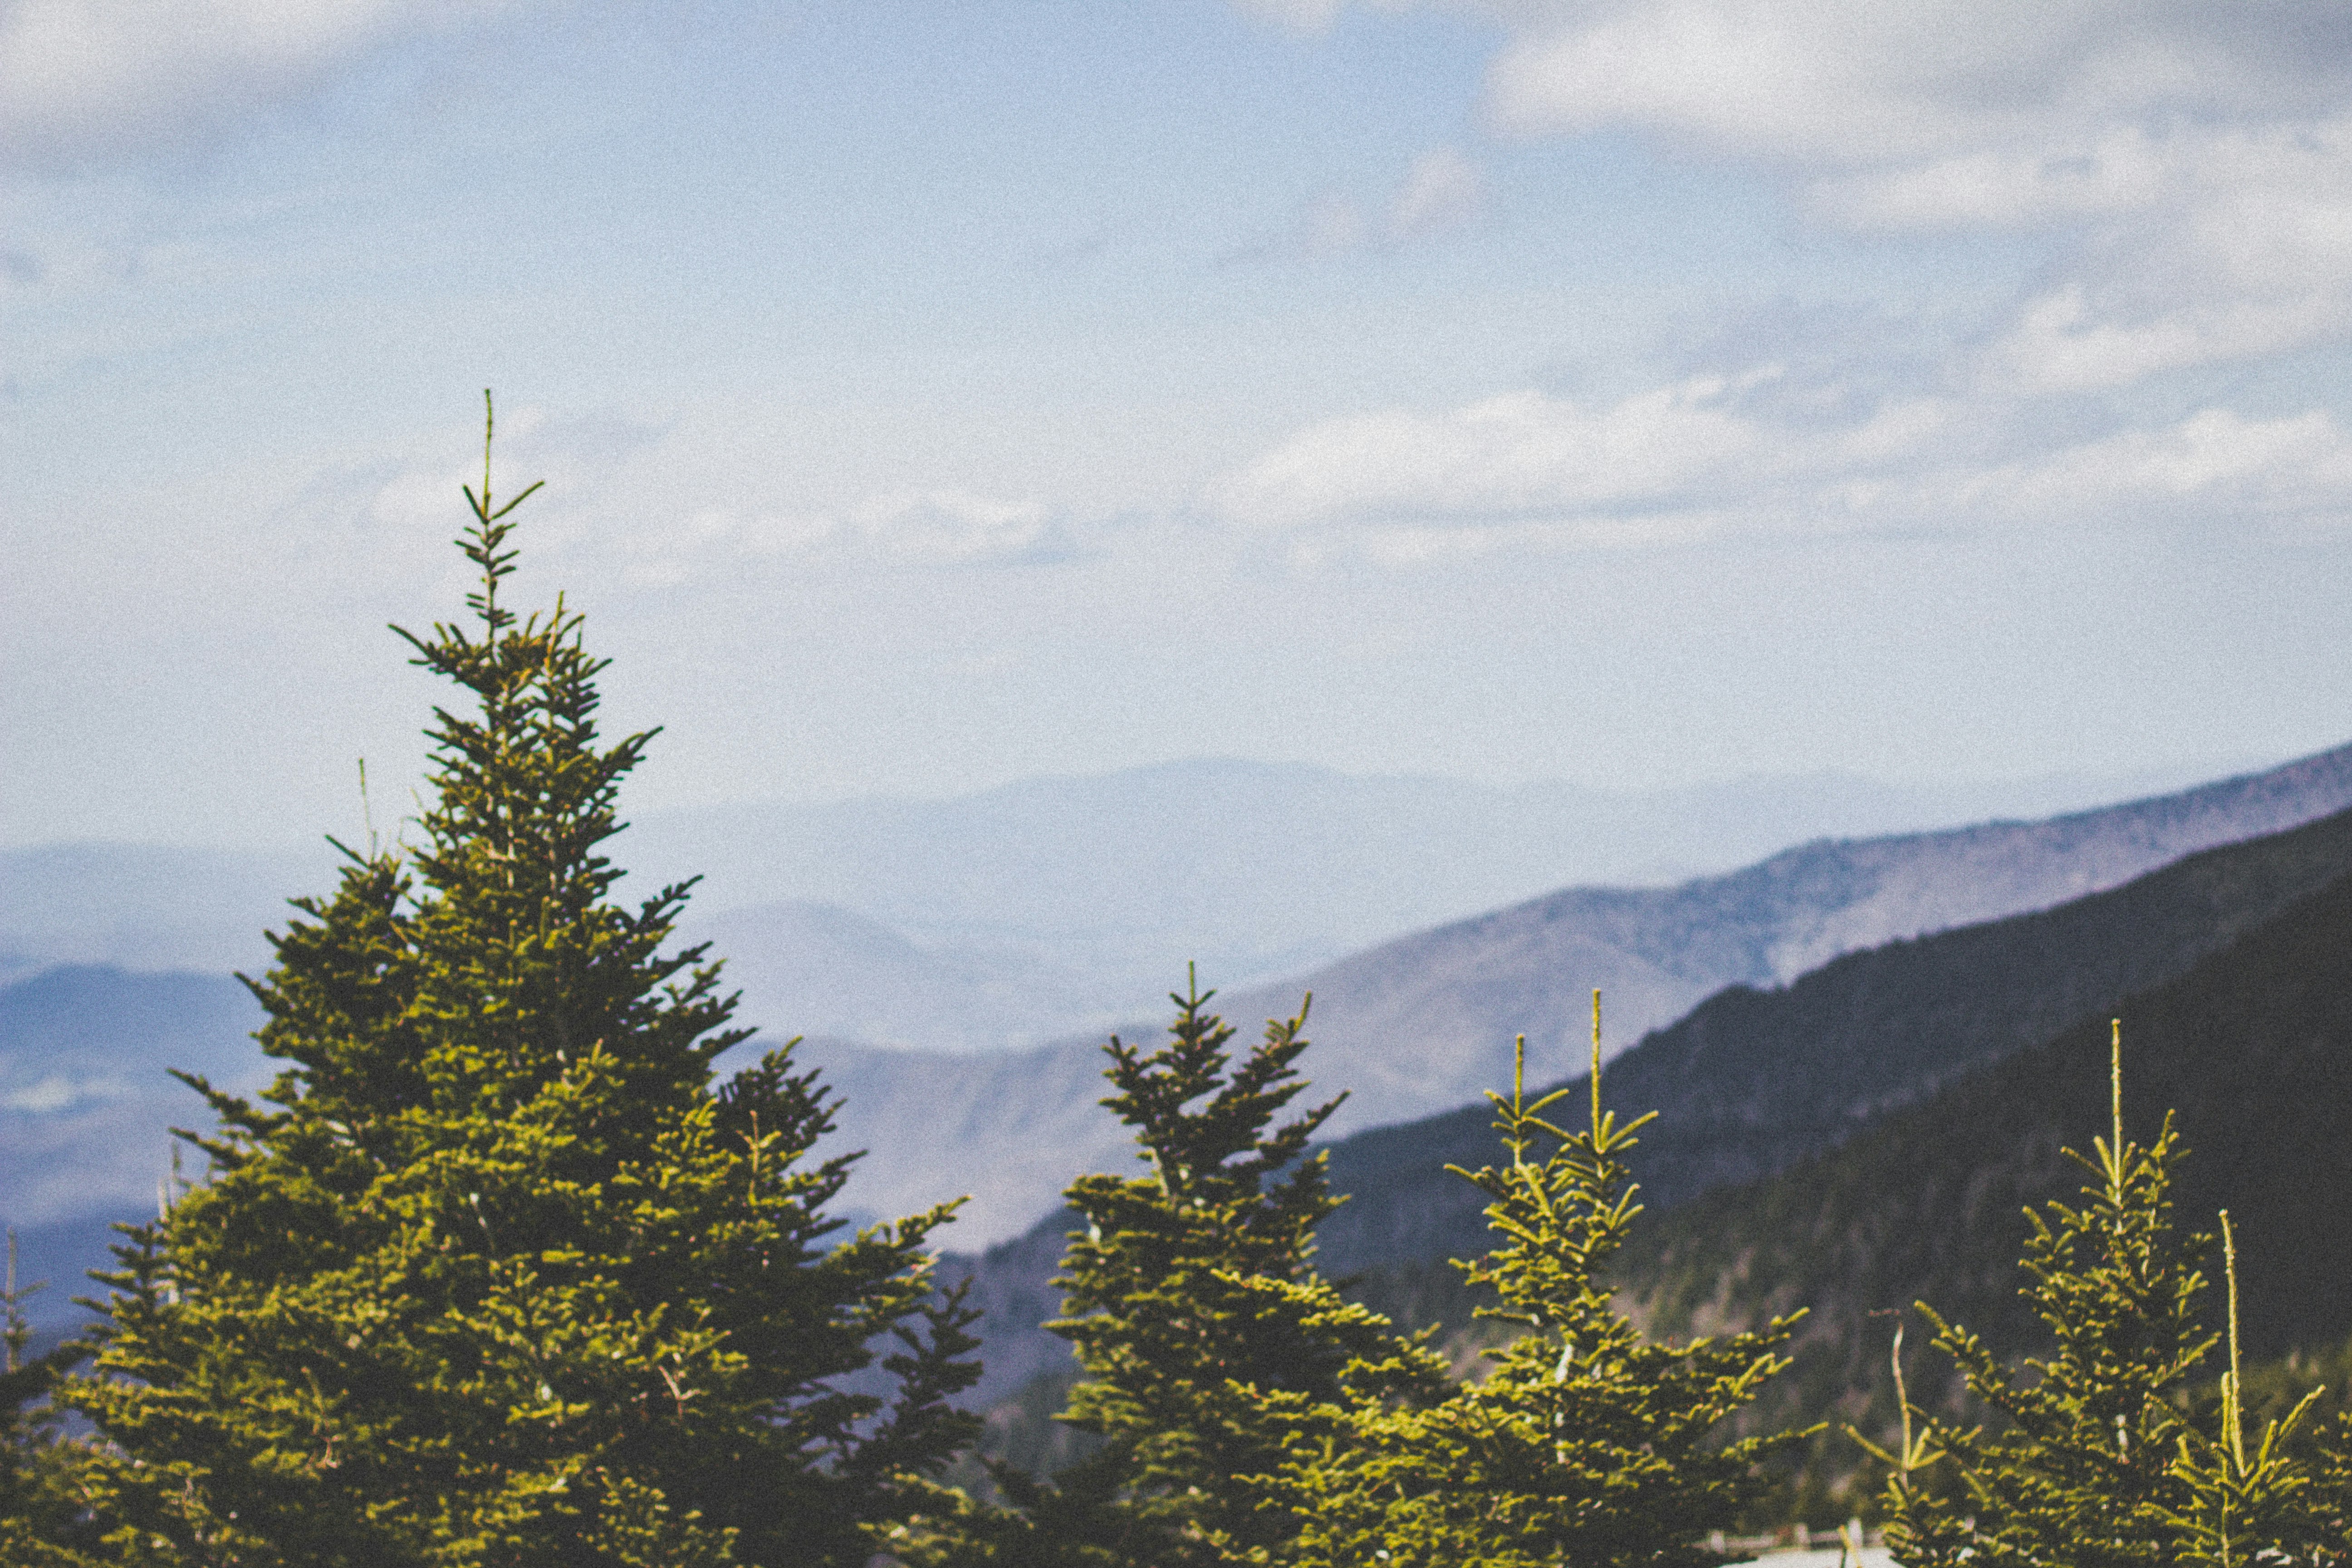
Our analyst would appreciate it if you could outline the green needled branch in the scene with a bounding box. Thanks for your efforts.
[1590,987,1603,1140]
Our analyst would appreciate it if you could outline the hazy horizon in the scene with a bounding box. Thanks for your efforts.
[0,745,2288,858]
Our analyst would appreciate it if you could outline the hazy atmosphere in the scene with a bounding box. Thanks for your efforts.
[7,10,2352,1558]
[8,0,2352,851]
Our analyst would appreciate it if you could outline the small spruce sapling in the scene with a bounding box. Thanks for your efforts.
[2160,1211,2330,1568]
[1877,1021,2218,1568]
[1275,994,1809,1568]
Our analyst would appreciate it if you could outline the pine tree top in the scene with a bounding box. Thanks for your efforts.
[58,395,980,1568]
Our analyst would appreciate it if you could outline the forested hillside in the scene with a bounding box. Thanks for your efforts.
[831,740,2352,1243]
[948,799,2352,1416]
[1611,861,2352,1503]
[1312,799,2352,1277]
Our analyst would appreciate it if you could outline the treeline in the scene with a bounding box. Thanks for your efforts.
[4,420,2347,1564]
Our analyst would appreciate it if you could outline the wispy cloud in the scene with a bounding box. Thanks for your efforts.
[1228,0,1361,36]
[1214,368,2352,560]
[614,490,1079,582]
[1387,145,1485,238]
[0,0,526,167]
[1460,2,2352,389]
[281,405,1089,594]
[1479,3,2350,159]
[1216,371,1949,530]
[1224,147,1486,263]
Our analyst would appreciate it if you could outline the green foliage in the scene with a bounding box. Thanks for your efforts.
[1273,1004,1808,1568]
[2158,1213,2333,1568]
[55,399,979,1567]
[1867,1024,2345,1568]
[0,1237,104,1565]
[1044,973,1448,1566]
[1617,862,2352,1521]
[896,974,1446,1567]
[2316,1413,2352,1560]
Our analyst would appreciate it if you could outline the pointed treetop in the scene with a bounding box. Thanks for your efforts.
[2111,1016,2125,1193]
[1591,986,1603,1138]
[456,389,544,637]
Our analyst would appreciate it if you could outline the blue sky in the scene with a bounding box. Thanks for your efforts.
[5,0,2351,848]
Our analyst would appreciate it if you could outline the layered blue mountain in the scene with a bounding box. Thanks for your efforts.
[7,742,2352,1336]
[947,799,2352,1410]
[0,965,265,1328]
[828,740,2352,1242]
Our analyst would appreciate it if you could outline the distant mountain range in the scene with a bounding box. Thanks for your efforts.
[947,799,2352,1415]
[0,965,268,1328]
[631,756,2252,1024]
[5,743,2351,1334]
[2,753,2254,1042]
[828,739,2352,1244]
[0,843,335,983]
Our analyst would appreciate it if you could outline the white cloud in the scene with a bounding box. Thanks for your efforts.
[601,488,1071,581]
[1229,0,1424,35]
[1217,371,2352,558]
[0,0,520,167]
[2,1072,131,1113]
[850,490,1068,564]
[1479,2,2349,161]
[1959,407,2352,523]
[1225,148,1485,263]
[1455,3,2352,388]
[1217,372,1955,531]
[1950,117,2352,391]
[1809,126,2171,231]
[1229,0,1349,34]
[1298,191,1368,256]
[223,401,1098,605]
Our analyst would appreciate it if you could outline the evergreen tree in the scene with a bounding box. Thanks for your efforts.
[60,398,980,1567]
[2314,1414,2352,1563]
[1873,1022,2219,1568]
[2159,1212,2330,1568]
[897,973,1446,1568]
[1271,996,1807,1568]
[0,1237,102,1565]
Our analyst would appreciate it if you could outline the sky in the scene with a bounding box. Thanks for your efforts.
[5,0,2351,850]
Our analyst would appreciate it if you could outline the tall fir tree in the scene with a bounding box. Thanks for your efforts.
[896,972,1447,1568]
[59,397,980,1567]
[1270,995,1808,1568]
[1871,1022,2220,1568]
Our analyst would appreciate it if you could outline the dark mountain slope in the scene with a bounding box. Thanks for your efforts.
[1312,800,2352,1277]
[1606,861,2352,1509]
[1213,735,2352,1143]
[833,740,2352,1245]
[945,803,2352,1411]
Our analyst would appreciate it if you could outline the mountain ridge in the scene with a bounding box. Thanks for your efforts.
[1601,861,2352,1508]
[825,738,2352,1243]
[941,798,2352,1411]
